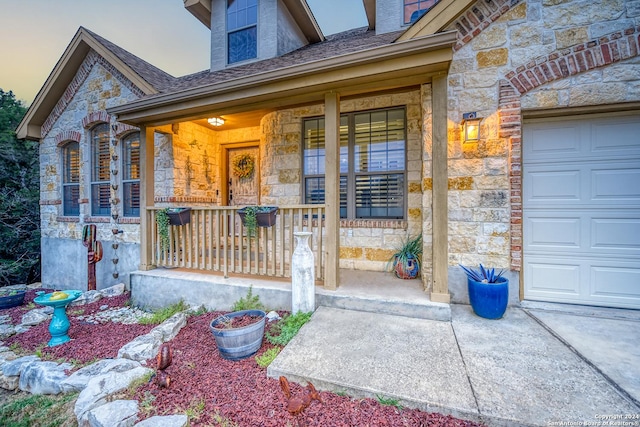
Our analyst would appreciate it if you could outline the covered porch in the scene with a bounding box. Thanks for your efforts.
[110,31,457,303]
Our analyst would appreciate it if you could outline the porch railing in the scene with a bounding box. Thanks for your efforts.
[147,205,325,281]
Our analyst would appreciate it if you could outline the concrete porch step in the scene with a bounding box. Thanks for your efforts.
[130,268,450,322]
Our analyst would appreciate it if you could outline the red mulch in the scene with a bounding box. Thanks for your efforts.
[2,292,483,426]
[3,290,153,363]
[134,311,483,427]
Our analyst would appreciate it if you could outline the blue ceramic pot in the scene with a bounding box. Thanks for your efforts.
[467,277,509,319]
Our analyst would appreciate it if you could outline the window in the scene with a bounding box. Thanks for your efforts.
[227,0,258,64]
[303,108,406,219]
[122,132,140,217]
[403,0,441,24]
[90,123,110,216]
[62,141,80,216]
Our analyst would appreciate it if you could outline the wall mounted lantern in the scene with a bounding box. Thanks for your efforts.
[207,117,225,127]
[462,112,481,143]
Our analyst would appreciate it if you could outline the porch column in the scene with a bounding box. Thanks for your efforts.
[139,125,155,271]
[431,75,450,303]
[324,92,340,290]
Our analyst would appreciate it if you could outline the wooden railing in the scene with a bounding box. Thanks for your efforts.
[147,205,325,281]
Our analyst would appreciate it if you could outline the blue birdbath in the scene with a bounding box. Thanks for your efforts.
[34,290,83,347]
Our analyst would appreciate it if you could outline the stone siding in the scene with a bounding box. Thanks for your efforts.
[260,91,425,273]
[445,0,640,275]
[39,51,143,289]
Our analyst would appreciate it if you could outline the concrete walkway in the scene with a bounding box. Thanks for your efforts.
[268,304,640,426]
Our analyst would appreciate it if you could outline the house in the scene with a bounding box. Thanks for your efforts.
[16,0,640,312]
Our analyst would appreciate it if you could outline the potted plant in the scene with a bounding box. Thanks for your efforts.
[387,234,422,279]
[237,206,278,237]
[459,264,509,319]
[0,287,27,309]
[209,309,267,360]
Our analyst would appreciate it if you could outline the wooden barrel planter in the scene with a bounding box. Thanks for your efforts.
[209,309,266,360]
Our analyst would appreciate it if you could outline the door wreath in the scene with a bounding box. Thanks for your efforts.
[232,153,255,179]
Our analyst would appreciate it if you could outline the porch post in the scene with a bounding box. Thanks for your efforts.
[324,92,340,290]
[431,75,450,303]
[139,125,155,271]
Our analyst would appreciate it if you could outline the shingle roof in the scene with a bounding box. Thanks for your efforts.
[88,26,403,98]
[166,27,402,94]
[81,27,176,92]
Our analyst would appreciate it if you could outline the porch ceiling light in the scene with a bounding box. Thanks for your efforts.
[207,117,225,126]
[462,112,481,143]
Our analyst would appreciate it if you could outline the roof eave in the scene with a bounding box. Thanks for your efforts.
[362,0,376,31]
[109,30,457,124]
[184,0,212,28]
[282,0,324,43]
[396,0,474,42]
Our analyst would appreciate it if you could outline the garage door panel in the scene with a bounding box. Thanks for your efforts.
[591,265,640,306]
[526,260,581,295]
[592,167,640,201]
[525,124,581,158]
[525,216,581,249]
[526,169,581,201]
[592,119,640,154]
[524,113,640,309]
[591,218,640,253]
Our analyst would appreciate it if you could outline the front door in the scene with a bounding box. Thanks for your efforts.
[227,146,260,206]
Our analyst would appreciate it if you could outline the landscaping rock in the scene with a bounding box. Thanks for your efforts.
[149,312,187,342]
[0,374,19,390]
[61,358,143,392]
[134,414,189,427]
[0,315,11,325]
[21,308,52,326]
[74,366,153,426]
[1,355,40,376]
[2,284,27,292]
[72,290,103,306]
[117,313,187,362]
[100,283,125,298]
[19,360,73,394]
[117,334,160,362]
[0,324,16,339]
[86,399,138,427]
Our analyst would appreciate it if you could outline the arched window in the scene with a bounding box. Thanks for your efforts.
[90,123,110,216]
[122,132,140,217]
[62,141,80,216]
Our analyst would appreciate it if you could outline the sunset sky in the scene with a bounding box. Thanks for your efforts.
[0,0,367,105]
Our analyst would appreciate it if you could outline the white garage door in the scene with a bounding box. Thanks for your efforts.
[523,113,640,309]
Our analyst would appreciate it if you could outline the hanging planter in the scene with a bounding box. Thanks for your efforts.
[237,206,278,237]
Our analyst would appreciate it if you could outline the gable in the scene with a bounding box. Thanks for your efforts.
[16,27,171,141]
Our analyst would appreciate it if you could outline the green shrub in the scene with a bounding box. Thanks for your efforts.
[139,300,188,325]
[231,286,265,311]
[255,347,280,368]
[266,311,312,346]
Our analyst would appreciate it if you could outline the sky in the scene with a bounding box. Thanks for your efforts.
[0,0,367,106]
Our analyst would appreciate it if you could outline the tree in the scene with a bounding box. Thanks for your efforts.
[0,89,40,286]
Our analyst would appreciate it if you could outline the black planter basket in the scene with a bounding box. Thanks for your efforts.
[237,206,278,227]
[167,208,191,226]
